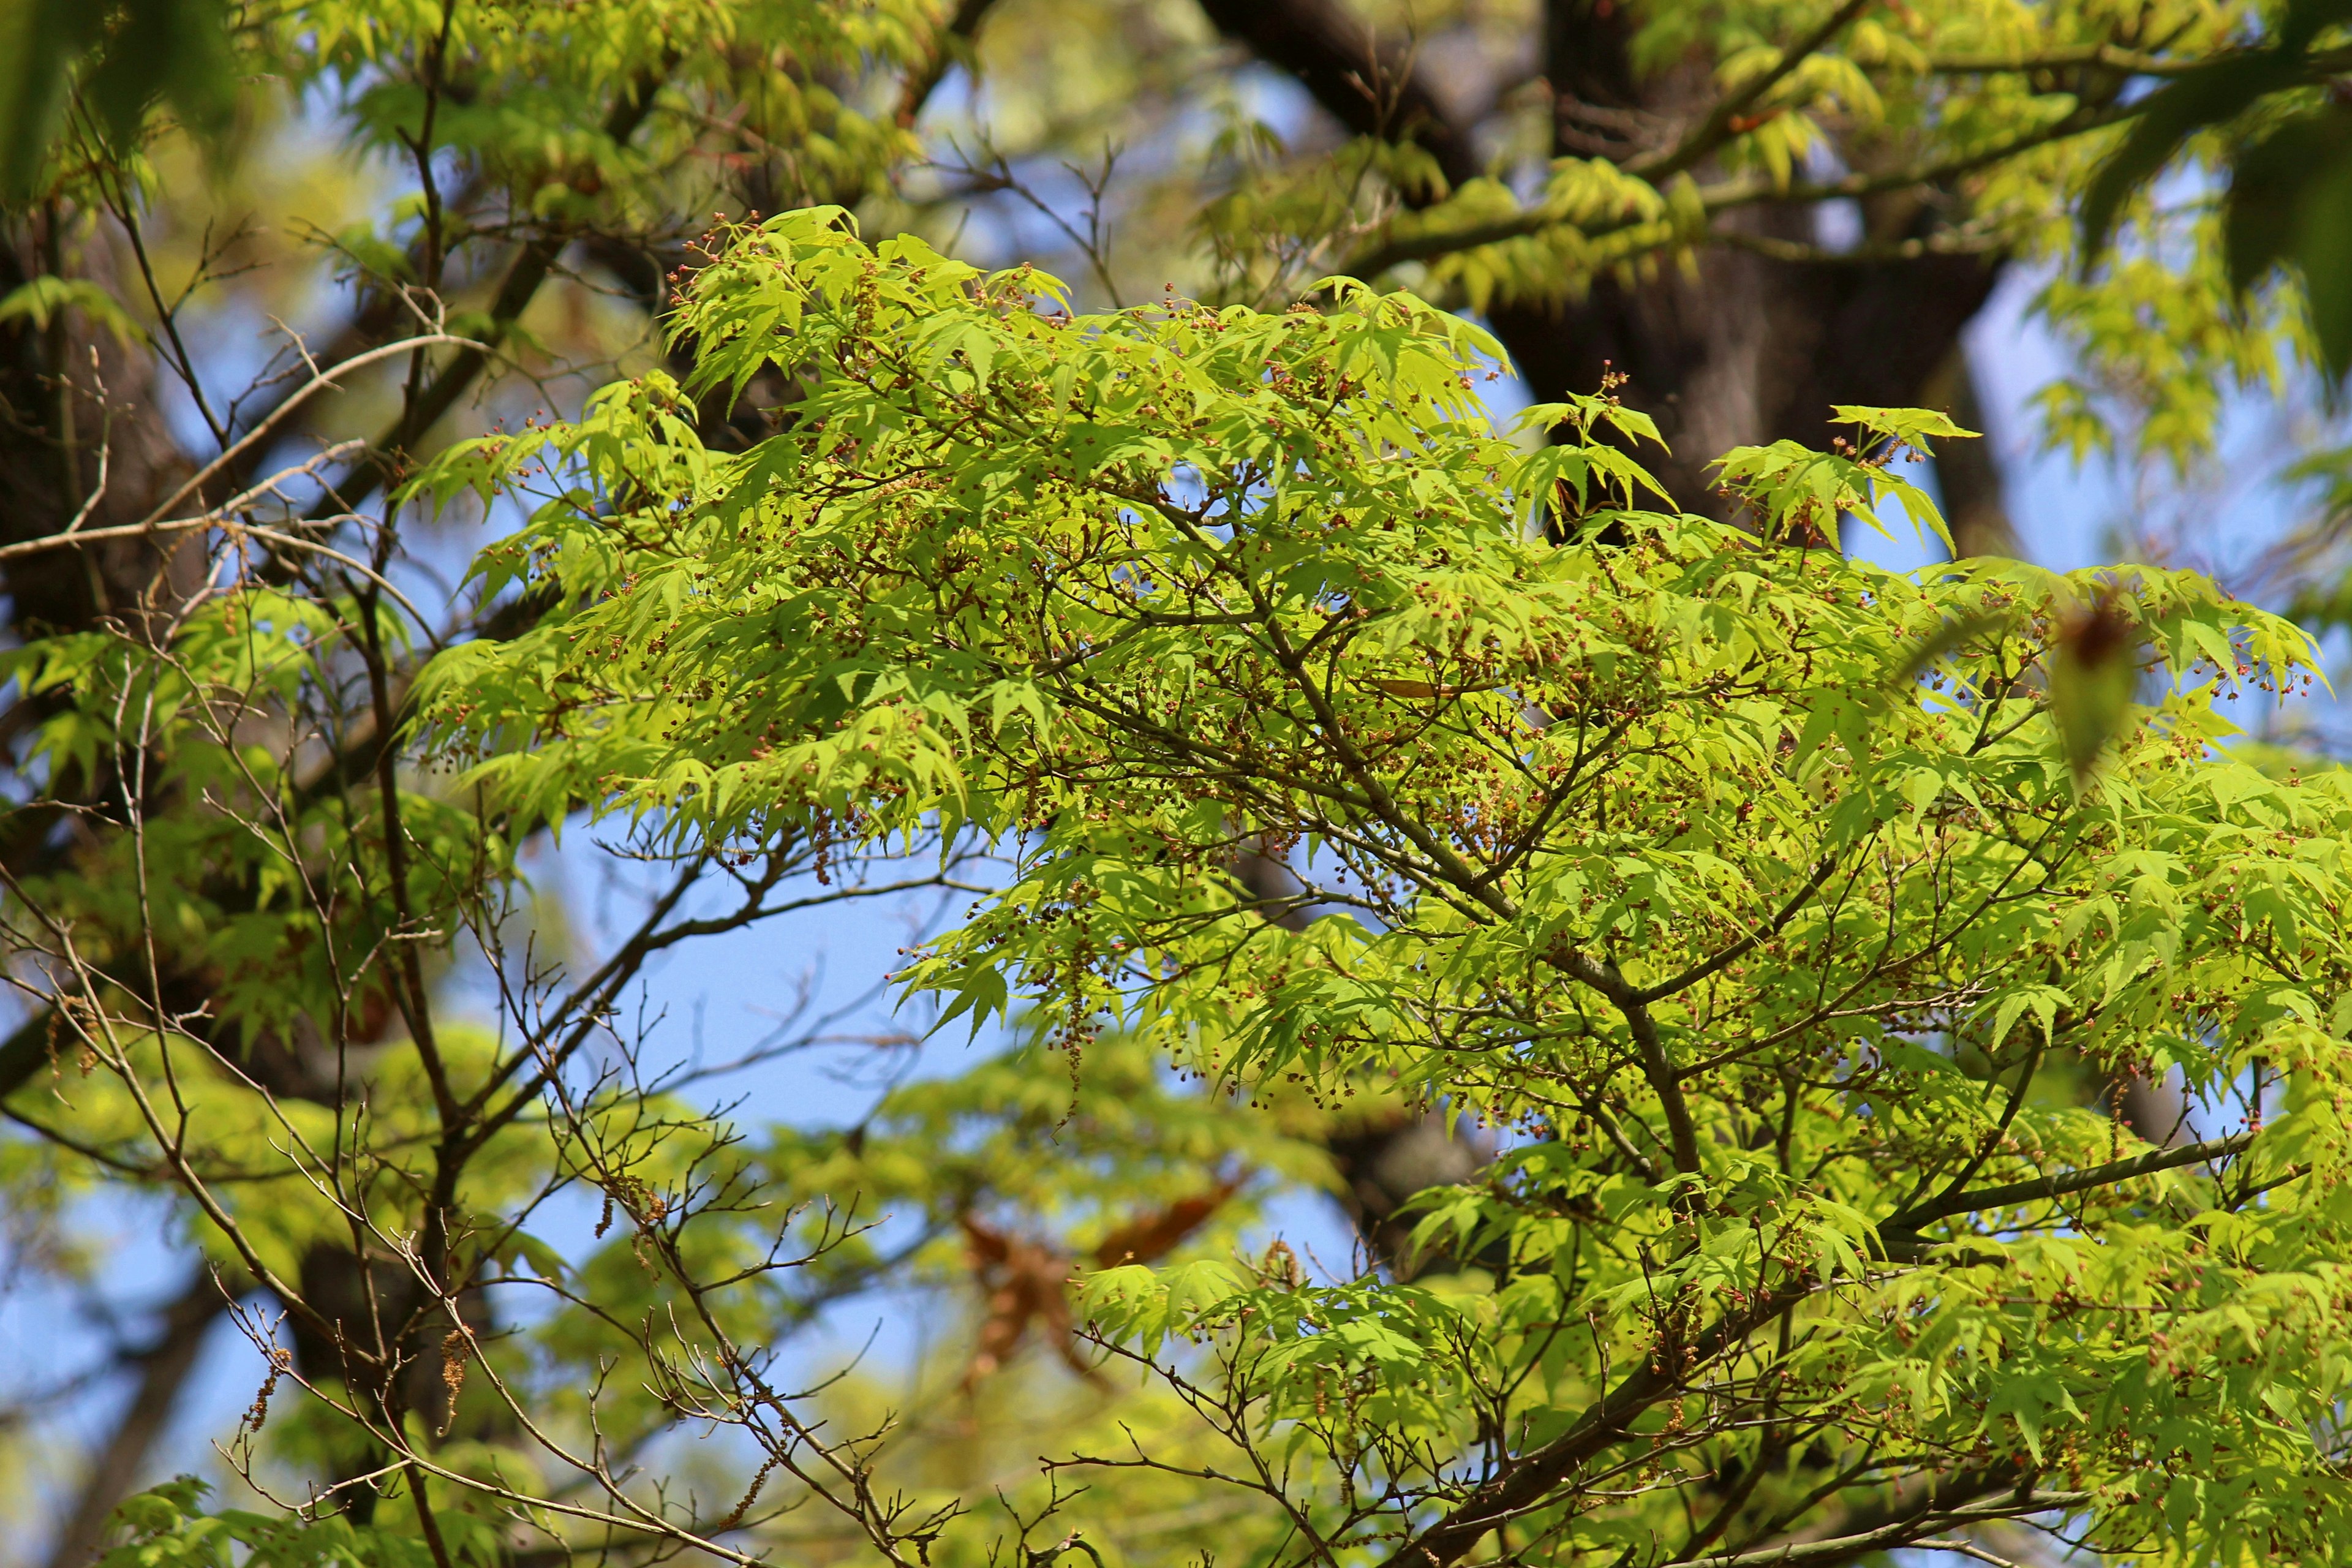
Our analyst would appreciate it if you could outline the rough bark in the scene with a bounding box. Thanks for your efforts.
[1194,0,1482,193]
[1192,0,2005,511]
[1921,342,2021,559]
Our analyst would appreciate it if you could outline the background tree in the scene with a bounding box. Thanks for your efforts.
[0,0,2348,1561]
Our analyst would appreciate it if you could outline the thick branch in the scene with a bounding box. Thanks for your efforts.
[309,66,671,519]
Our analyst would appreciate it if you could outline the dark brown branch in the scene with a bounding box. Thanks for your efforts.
[1384,1283,1813,1568]
[1192,0,1480,193]
[1880,1128,2258,1238]
[897,0,1000,128]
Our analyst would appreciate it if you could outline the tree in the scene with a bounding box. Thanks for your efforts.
[2,0,2350,1562]
[401,213,2352,1565]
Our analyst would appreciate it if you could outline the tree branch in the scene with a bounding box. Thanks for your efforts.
[1339,99,2133,281]
[1880,1128,2258,1238]
[1694,1469,2087,1567]
[1928,41,2352,78]
[1630,0,1874,183]
[1192,0,1479,192]
[1637,856,1839,1007]
[1540,946,1702,1176]
[1384,1283,1815,1567]
[307,64,673,521]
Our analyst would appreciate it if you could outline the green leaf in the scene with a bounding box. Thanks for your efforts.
[0,0,236,197]
[2223,104,2352,380]
[0,274,140,344]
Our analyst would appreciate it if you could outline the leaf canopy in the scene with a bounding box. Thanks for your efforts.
[413,210,2352,1566]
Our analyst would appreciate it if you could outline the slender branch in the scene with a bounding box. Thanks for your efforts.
[1881,1128,2258,1236]
[1896,1040,2043,1218]
[1541,947,1702,1177]
[1637,856,1838,1007]
[306,64,673,521]
[1695,1484,2089,1566]
[1382,1283,1816,1568]
[137,336,481,528]
[0,441,368,564]
[88,145,230,451]
[1193,0,1480,192]
[0,582,557,1107]
[1630,0,1874,183]
[355,584,456,1130]
[1711,227,2007,266]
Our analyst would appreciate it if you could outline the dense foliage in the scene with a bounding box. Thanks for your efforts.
[413,211,2352,1563]
[5,0,2352,1562]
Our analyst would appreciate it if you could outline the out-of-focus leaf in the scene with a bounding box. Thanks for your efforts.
[2078,0,2352,267]
[2224,105,2352,380]
[2046,594,2139,787]
[0,0,235,200]
[0,274,141,344]
[1888,607,2018,693]
[2077,0,2352,386]
[0,0,86,197]
[2077,53,2305,269]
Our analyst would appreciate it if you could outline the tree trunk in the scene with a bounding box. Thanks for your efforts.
[42,1275,230,1568]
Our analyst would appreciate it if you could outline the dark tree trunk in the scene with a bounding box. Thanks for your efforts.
[40,1276,231,1568]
